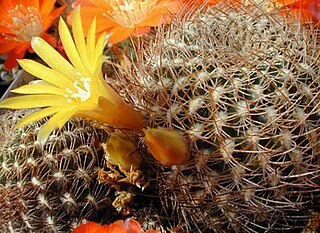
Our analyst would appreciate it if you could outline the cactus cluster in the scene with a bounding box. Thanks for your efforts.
[0,110,115,232]
[1,2,320,233]
[113,4,320,232]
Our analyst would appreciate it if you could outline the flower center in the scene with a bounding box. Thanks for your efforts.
[0,4,43,42]
[103,0,155,28]
[65,74,92,103]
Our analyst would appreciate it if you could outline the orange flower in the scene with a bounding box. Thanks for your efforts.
[0,0,65,69]
[72,219,161,233]
[272,0,320,23]
[69,0,182,43]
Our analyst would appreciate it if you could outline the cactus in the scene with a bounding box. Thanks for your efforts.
[0,109,161,232]
[0,109,116,232]
[113,4,320,232]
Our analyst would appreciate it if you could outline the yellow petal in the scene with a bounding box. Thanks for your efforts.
[31,37,76,79]
[18,59,74,88]
[0,95,67,109]
[56,107,77,129]
[72,6,90,72]
[143,127,189,166]
[93,55,106,79]
[105,133,142,171]
[37,108,77,145]
[95,33,108,65]
[15,106,64,128]
[58,17,88,75]
[11,84,65,96]
[97,77,122,101]
[86,16,97,71]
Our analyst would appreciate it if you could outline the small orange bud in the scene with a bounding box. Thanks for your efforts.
[104,133,142,171]
[143,127,189,166]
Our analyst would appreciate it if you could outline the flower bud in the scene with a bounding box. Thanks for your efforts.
[143,127,189,166]
[104,133,142,171]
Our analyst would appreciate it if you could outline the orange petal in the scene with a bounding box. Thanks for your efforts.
[42,5,66,31]
[72,221,106,233]
[0,1,11,11]
[113,219,142,233]
[140,11,168,26]
[275,0,301,6]
[0,40,22,53]
[68,6,116,35]
[40,33,56,48]
[4,54,20,69]
[10,0,39,8]
[73,0,107,7]
[309,0,320,22]
[39,0,56,16]
[132,27,150,37]
[108,27,133,44]
[103,223,126,233]
[141,1,182,26]
[3,45,28,69]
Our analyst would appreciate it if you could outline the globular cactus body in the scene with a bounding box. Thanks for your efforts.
[115,5,320,232]
[0,110,114,232]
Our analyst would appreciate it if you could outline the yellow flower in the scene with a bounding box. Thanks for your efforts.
[0,6,145,145]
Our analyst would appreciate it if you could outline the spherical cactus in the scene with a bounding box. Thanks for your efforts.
[0,109,115,232]
[113,4,320,232]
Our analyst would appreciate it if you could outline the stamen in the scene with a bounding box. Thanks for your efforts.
[103,0,155,28]
[1,4,43,42]
[65,74,92,103]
